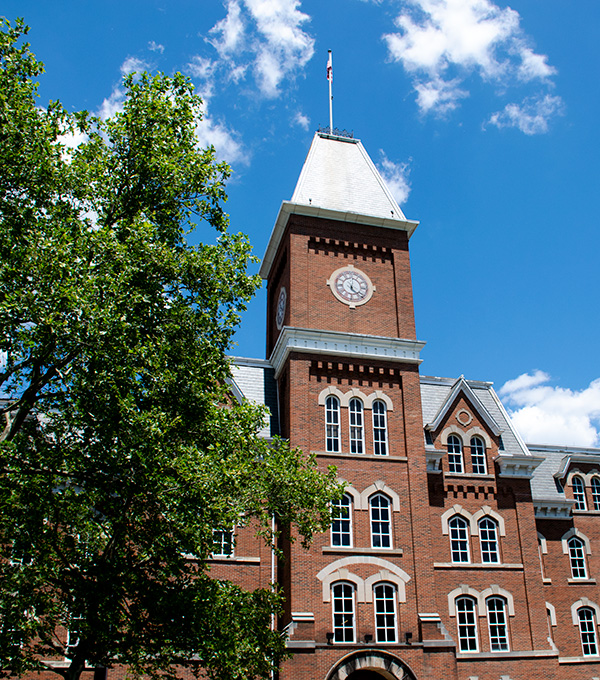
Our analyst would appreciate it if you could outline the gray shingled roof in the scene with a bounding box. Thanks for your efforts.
[229,357,280,439]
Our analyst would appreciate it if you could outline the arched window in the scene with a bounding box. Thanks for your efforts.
[325,396,341,452]
[573,476,586,510]
[470,436,486,475]
[349,398,364,454]
[331,494,352,547]
[447,435,463,473]
[374,583,397,642]
[448,515,470,563]
[370,493,392,549]
[479,517,499,563]
[568,537,588,579]
[578,607,598,656]
[456,596,478,652]
[372,400,388,456]
[332,582,355,642]
[591,477,600,511]
[486,597,509,651]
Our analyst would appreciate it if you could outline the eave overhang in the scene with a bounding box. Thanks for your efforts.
[494,453,544,479]
[259,201,420,280]
[269,326,425,380]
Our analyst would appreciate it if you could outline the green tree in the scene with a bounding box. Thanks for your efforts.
[0,19,339,680]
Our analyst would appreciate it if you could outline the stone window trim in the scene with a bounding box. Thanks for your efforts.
[318,386,394,411]
[571,598,600,626]
[440,425,492,450]
[358,481,401,511]
[561,528,592,556]
[441,504,506,537]
[317,556,410,603]
[546,601,557,627]
[538,532,548,554]
[448,585,515,617]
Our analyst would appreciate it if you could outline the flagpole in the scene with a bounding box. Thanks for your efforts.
[327,50,333,133]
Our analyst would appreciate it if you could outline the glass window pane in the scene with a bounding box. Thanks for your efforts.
[370,494,391,548]
[332,582,355,642]
[374,583,397,642]
[325,396,341,452]
[331,494,352,547]
[447,435,463,473]
[373,400,388,456]
[449,515,470,563]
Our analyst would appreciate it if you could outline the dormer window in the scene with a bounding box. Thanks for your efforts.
[447,435,464,474]
[572,476,587,511]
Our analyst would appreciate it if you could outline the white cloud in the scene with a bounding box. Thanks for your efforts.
[293,111,310,130]
[488,94,564,134]
[195,112,249,166]
[205,0,314,97]
[148,41,165,54]
[500,372,600,447]
[383,0,560,125]
[376,152,411,205]
[99,87,126,120]
[120,56,148,76]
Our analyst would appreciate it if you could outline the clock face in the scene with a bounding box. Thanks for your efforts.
[275,286,287,330]
[327,265,375,308]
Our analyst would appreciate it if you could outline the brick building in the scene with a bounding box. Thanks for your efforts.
[225,130,600,680]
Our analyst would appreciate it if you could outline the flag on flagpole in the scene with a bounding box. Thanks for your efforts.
[327,51,333,82]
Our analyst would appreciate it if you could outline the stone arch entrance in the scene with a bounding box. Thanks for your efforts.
[325,651,417,680]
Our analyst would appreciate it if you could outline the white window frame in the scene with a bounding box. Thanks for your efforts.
[349,397,365,454]
[578,607,598,656]
[470,436,487,475]
[569,536,588,579]
[447,434,463,473]
[449,515,470,563]
[369,493,392,549]
[591,476,600,511]
[374,583,397,643]
[212,529,234,557]
[479,517,500,564]
[486,596,509,652]
[332,582,355,643]
[325,395,341,453]
[456,596,478,652]
[331,494,353,547]
[573,476,587,511]
[372,400,388,456]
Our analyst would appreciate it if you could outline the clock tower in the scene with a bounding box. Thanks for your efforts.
[260,131,448,679]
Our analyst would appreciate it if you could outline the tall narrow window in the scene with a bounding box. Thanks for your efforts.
[372,400,388,456]
[470,436,486,474]
[479,518,499,563]
[486,597,509,651]
[573,476,587,510]
[325,396,341,452]
[447,435,463,473]
[578,607,598,656]
[449,515,470,563]
[568,537,587,579]
[349,398,364,454]
[370,493,392,548]
[331,494,352,547]
[456,596,478,652]
[332,582,355,642]
[374,583,397,642]
[592,477,600,511]
[65,610,84,659]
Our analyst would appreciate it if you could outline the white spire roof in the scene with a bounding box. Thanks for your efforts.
[260,132,419,279]
[292,133,407,221]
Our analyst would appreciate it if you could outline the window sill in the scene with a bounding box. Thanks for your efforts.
[457,649,558,660]
[567,578,597,584]
[434,562,523,570]
[444,473,496,480]
[323,547,403,556]
[315,451,408,462]
[559,655,600,664]
[206,556,260,564]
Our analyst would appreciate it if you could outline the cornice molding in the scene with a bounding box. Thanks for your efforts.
[494,453,544,479]
[269,326,426,379]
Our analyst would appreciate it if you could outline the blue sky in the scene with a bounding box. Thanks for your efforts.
[3,0,600,447]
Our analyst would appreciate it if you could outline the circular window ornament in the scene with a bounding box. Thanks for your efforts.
[456,409,473,426]
[275,286,287,330]
[327,264,375,309]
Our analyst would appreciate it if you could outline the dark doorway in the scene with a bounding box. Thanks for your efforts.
[346,671,385,680]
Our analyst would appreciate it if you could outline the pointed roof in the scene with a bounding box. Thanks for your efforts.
[260,132,419,279]
[292,133,407,221]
